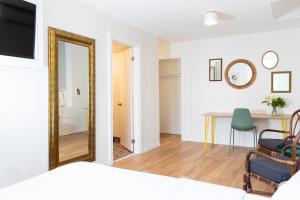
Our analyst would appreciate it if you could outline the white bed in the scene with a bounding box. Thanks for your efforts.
[0,162,297,200]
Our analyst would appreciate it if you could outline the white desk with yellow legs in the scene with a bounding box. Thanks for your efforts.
[202,112,291,146]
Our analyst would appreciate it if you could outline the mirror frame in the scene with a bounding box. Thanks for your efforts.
[225,59,257,89]
[262,50,279,70]
[48,27,96,170]
[271,71,292,93]
[209,58,223,81]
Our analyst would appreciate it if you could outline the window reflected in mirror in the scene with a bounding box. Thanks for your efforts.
[272,71,291,93]
[209,58,222,81]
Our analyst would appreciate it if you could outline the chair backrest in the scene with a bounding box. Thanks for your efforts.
[286,109,300,173]
[290,109,300,136]
[231,108,254,130]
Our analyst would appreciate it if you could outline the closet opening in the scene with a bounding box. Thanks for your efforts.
[159,58,182,139]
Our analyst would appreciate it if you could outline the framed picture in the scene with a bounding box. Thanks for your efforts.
[271,71,292,93]
[209,58,222,81]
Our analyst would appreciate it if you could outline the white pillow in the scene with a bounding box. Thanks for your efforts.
[271,170,300,200]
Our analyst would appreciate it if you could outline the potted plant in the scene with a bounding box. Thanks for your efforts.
[262,96,286,115]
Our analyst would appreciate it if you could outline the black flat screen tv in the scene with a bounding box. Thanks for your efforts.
[0,0,36,59]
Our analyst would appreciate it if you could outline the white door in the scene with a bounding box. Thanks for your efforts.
[112,47,133,152]
[119,48,133,151]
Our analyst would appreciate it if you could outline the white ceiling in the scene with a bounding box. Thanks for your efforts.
[80,0,300,42]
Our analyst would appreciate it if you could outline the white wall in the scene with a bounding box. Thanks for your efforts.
[159,59,181,134]
[0,0,159,188]
[171,29,300,147]
[158,39,171,59]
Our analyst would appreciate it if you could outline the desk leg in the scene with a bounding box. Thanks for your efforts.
[211,116,216,144]
[281,119,288,139]
[204,115,209,147]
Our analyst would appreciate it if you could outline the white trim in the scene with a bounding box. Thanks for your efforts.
[0,0,44,69]
[113,153,134,163]
[107,33,142,165]
[160,130,180,134]
[179,58,184,138]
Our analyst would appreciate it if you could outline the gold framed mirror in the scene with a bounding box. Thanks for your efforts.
[225,59,257,89]
[48,27,95,170]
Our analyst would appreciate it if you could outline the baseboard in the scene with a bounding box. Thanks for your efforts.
[181,135,202,142]
[142,142,160,153]
[160,130,181,135]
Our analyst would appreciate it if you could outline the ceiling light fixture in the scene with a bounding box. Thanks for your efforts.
[204,11,219,26]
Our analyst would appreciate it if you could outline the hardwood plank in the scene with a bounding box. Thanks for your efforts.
[59,132,88,162]
[114,133,273,193]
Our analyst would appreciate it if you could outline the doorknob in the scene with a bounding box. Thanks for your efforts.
[118,103,122,106]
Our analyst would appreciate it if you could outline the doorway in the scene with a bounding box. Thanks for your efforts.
[159,59,182,136]
[111,40,134,161]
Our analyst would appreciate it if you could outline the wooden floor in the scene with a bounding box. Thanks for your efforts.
[114,133,273,193]
[59,132,88,162]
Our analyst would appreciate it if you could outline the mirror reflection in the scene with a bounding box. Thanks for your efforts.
[262,51,279,69]
[58,41,89,162]
[228,63,252,86]
[272,71,291,93]
[209,58,222,81]
[225,59,256,89]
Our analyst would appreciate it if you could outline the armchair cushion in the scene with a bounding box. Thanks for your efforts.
[249,156,291,183]
[258,139,283,151]
[282,147,300,157]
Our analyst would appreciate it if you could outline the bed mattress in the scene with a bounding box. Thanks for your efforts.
[0,162,261,200]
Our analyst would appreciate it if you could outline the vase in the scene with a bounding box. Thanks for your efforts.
[272,106,278,115]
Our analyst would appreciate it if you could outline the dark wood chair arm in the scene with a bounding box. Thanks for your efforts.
[282,135,296,144]
[258,129,289,140]
[245,150,296,172]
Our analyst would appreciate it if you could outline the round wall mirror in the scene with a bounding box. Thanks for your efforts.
[262,51,279,69]
[225,59,256,89]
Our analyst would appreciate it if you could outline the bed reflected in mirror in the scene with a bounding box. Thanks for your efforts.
[58,41,89,162]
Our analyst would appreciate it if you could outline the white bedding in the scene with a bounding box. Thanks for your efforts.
[244,194,270,200]
[0,162,264,200]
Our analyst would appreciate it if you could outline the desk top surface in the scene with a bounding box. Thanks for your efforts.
[202,112,291,120]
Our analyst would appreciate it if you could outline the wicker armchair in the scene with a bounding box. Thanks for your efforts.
[243,131,300,195]
[257,109,300,157]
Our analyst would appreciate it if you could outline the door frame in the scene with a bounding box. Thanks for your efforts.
[107,33,142,164]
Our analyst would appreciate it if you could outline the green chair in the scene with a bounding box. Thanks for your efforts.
[229,108,257,148]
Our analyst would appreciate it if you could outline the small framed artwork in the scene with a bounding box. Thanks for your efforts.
[209,58,222,81]
[271,71,292,93]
